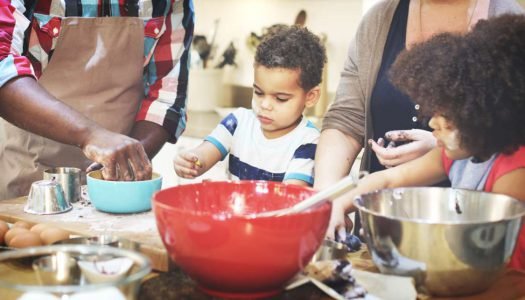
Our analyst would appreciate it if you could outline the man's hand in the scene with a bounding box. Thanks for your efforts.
[82,129,152,181]
[369,129,436,168]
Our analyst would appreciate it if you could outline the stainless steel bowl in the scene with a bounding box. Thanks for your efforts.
[54,235,139,251]
[0,245,150,300]
[25,180,72,215]
[44,167,82,203]
[354,187,525,297]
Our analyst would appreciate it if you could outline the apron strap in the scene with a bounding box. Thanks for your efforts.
[65,0,82,17]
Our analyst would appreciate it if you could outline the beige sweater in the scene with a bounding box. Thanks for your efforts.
[322,0,524,170]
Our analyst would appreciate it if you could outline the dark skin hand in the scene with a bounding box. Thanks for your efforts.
[0,76,153,181]
[88,120,169,180]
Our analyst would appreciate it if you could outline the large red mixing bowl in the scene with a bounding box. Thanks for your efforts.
[152,181,331,299]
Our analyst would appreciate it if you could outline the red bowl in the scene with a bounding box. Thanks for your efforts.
[153,181,331,299]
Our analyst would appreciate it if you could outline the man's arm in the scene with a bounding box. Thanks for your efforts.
[134,0,194,151]
[0,77,152,181]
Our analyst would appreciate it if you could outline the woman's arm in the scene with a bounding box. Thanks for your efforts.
[314,129,362,190]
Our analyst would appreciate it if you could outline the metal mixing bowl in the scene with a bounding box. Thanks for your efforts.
[354,187,525,297]
[0,245,150,300]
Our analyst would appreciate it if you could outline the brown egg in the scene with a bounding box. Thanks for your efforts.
[4,227,29,245]
[30,223,53,235]
[13,221,32,230]
[9,231,43,248]
[40,227,70,245]
[0,220,9,245]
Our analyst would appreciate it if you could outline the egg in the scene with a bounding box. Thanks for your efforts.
[8,231,43,248]
[30,223,53,235]
[0,220,9,245]
[4,227,29,245]
[40,227,70,245]
[13,221,32,229]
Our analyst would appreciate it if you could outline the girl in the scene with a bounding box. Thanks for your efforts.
[328,14,525,269]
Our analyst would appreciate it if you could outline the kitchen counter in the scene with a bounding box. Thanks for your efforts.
[1,196,524,299]
[0,196,170,271]
[138,251,525,300]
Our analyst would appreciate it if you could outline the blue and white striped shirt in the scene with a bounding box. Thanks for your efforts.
[205,108,319,186]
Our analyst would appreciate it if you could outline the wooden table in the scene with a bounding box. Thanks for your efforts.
[0,196,169,271]
[2,197,524,299]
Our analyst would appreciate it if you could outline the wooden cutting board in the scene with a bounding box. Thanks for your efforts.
[0,196,170,271]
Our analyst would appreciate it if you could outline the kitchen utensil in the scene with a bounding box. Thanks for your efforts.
[0,245,150,300]
[32,251,81,285]
[258,171,364,217]
[77,257,133,284]
[153,180,331,299]
[24,180,72,215]
[87,170,162,213]
[354,187,525,296]
[44,167,82,203]
[310,239,349,263]
[54,235,139,251]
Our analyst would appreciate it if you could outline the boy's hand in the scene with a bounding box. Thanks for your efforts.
[173,152,202,179]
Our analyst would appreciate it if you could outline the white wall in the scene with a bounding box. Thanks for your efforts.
[193,0,363,94]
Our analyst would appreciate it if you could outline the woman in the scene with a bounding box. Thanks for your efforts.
[314,0,524,238]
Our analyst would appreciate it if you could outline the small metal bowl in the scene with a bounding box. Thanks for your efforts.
[54,235,139,251]
[25,180,72,215]
[0,245,150,299]
[32,251,81,285]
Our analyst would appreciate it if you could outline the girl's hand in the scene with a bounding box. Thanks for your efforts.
[326,199,354,240]
[369,129,436,168]
[173,151,202,179]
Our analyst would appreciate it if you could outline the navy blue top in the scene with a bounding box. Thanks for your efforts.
[354,0,440,238]
[369,0,429,173]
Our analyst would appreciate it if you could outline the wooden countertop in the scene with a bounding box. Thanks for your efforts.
[0,196,169,271]
[2,196,524,299]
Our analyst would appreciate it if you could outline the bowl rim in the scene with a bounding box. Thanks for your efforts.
[0,245,151,293]
[152,180,331,219]
[87,170,162,183]
[353,187,525,225]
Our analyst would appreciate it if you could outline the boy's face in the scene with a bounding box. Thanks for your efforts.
[252,65,319,139]
[428,115,470,160]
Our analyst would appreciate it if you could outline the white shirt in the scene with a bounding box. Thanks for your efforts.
[205,108,319,185]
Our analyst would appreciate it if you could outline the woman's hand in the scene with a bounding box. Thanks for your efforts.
[173,151,202,179]
[369,129,436,168]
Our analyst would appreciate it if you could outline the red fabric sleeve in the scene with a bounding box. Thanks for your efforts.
[441,148,454,175]
[484,146,525,192]
[484,147,525,271]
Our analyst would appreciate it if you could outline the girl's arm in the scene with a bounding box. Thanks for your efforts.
[327,147,448,238]
[492,169,525,202]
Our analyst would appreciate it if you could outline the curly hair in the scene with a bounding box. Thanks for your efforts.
[390,14,525,158]
[255,25,327,91]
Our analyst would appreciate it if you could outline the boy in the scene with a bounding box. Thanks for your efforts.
[174,26,327,186]
[328,15,525,269]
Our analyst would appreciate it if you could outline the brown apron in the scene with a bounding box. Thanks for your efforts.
[0,17,144,200]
